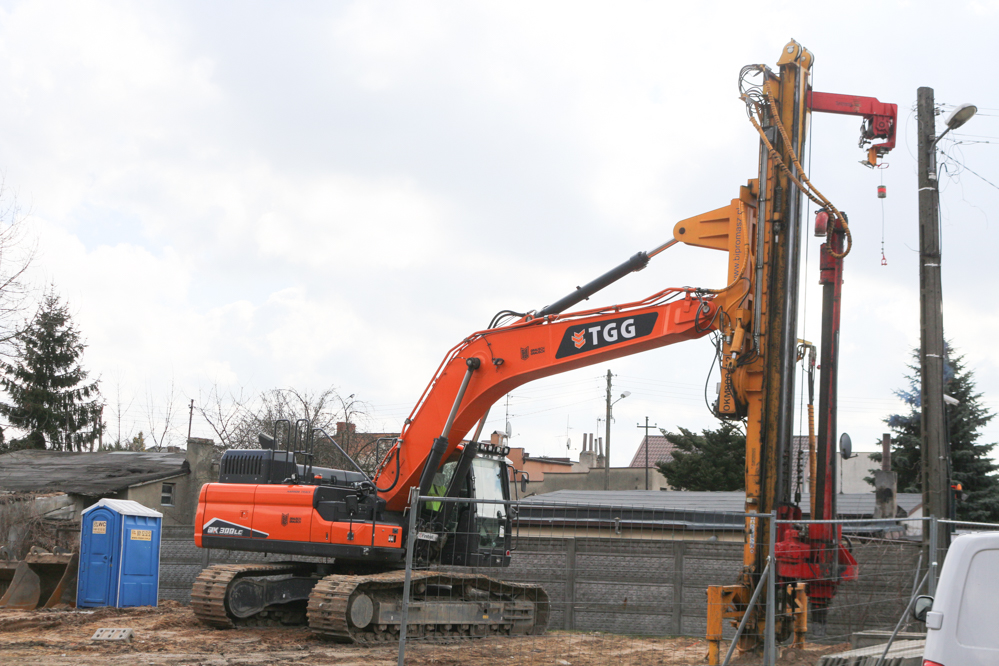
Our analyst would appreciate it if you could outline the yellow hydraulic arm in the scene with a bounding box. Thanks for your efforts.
[668,40,816,662]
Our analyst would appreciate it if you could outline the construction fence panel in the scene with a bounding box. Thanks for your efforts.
[766,516,934,658]
[398,495,757,666]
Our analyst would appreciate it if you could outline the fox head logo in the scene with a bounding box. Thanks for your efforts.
[571,331,586,349]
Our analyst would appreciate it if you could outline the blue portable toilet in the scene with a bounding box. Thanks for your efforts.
[78,499,162,608]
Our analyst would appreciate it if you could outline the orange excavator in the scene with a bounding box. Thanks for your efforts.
[191,39,896,653]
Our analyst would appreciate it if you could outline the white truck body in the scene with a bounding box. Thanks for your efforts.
[922,531,999,666]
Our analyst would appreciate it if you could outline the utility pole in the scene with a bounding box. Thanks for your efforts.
[605,370,612,491]
[917,86,950,554]
[95,404,104,452]
[636,417,659,490]
[602,371,631,490]
[187,399,195,442]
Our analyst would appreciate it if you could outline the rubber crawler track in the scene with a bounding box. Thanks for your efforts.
[192,563,549,643]
[191,563,300,629]
[307,569,550,644]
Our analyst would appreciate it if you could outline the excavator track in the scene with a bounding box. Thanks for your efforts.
[191,563,302,628]
[307,569,549,644]
[193,563,549,642]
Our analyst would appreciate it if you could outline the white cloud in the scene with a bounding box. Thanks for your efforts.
[0,0,997,460]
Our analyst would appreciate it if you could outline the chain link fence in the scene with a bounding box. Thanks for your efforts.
[150,498,999,664]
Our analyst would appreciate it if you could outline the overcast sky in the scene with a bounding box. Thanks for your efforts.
[1,1,998,468]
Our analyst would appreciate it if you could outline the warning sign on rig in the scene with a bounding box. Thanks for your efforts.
[93,521,106,534]
[130,529,152,541]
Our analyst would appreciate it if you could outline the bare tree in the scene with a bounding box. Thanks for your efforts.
[195,381,254,450]
[233,387,380,470]
[146,378,178,451]
[0,178,35,360]
[104,368,137,450]
[193,381,387,472]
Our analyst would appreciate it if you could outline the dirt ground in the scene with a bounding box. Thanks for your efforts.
[0,603,850,665]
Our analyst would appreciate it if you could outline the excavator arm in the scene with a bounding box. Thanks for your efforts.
[376,289,718,512]
[374,195,758,512]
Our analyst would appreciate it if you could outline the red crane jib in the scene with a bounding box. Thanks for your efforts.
[808,91,898,155]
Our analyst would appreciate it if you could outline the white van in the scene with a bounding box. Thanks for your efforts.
[912,532,999,666]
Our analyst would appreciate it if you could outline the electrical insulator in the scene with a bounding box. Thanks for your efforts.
[877,185,886,199]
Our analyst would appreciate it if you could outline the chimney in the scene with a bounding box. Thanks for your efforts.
[873,433,897,520]
[336,421,357,436]
[881,433,891,472]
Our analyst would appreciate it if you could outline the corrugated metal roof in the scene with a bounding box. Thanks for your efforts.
[0,450,188,495]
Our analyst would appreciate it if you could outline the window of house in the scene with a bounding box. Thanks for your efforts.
[161,482,175,506]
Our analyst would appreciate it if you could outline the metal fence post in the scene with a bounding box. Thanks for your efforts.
[397,487,421,666]
[765,511,777,666]
[928,515,938,597]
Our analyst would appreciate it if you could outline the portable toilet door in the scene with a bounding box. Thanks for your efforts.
[117,512,162,606]
[78,507,119,607]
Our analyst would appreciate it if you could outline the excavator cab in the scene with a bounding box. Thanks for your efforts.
[436,450,513,568]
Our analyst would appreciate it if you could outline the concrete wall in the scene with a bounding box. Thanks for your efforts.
[840,455,877,494]
[157,528,920,641]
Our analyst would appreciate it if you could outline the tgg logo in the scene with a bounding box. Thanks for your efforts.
[555,313,658,359]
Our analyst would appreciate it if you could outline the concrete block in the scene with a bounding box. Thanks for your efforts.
[91,628,134,642]
[851,630,926,649]
[817,639,925,666]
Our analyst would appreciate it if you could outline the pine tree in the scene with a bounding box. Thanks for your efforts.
[0,292,103,451]
[872,345,999,522]
[656,422,745,491]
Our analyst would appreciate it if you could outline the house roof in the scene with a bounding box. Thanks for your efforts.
[628,436,678,468]
[0,450,189,496]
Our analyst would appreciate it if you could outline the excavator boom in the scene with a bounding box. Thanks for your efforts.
[376,290,719,512]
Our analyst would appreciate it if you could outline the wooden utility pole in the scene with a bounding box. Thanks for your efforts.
[604,370,612,491]
[917,86,950,553]
[636,417,659,490]
[187,399,195,441]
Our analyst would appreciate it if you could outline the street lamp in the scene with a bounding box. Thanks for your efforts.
[929,103,977,178]
[917,90,976,566]
[603,390,631,490]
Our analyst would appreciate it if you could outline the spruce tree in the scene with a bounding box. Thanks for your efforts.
[656,422,746,491]
[0,292,102,451]
[872,345,999,522]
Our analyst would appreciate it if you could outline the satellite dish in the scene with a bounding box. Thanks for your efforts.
[839,432,853,460]
[505,421,512,438]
